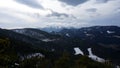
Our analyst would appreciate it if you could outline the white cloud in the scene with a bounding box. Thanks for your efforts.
[69,0,120,19]
[38,0,72,14]
[0,0,52,16]
[0,0,120,29]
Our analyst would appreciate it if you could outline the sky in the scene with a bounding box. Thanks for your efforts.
[0,0,120,29]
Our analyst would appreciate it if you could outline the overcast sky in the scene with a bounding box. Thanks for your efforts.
[0,0,120,29]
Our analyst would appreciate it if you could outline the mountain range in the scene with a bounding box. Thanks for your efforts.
[0,26,120,68]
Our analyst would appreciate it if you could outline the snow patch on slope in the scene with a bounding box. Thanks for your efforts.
[87,48,105,62]
[41,39,55,42]
[66,33,70,37]
[86,34,93,36]
[26,53,44,59]
[113,35,120,38]
[116,65,120,68]
[14,29,26,34]
[74,47,84,55]
[107,30,115,34]
[14,63,19,66]
[21,53,44,60]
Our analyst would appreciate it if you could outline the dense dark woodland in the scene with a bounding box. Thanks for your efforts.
[0,26,120,68]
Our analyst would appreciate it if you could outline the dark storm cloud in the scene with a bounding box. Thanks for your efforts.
[86,8,97,12]
[59,0,88,6]
[15,0,43,9]
[47,11,69,17]
[96,0,112,3]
